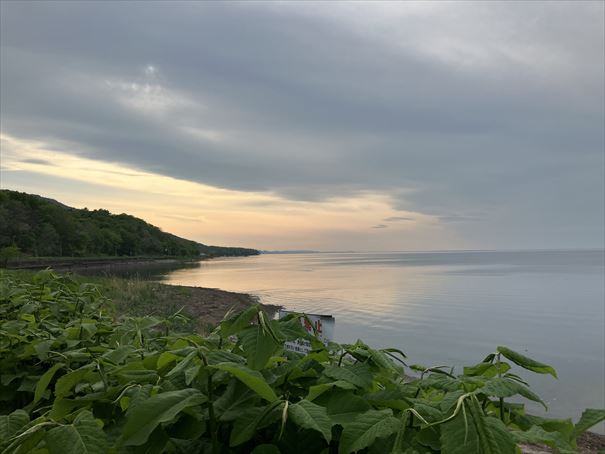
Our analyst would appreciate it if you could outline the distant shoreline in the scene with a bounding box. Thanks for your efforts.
[3,255,201,271]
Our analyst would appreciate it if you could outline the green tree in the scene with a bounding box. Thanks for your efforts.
[36,223,61,256]
[0,245,21,267]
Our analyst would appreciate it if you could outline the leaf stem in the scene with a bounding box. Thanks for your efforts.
[497,353,505,422]
[198,350,219,454]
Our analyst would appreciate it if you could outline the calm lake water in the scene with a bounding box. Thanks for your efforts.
[142,250,603,430]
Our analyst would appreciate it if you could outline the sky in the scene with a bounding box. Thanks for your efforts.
[1,1,604,251]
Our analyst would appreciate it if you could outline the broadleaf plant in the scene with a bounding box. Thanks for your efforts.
[0,270,602,453]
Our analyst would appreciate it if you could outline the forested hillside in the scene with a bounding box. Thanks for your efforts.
[0,190,258,258]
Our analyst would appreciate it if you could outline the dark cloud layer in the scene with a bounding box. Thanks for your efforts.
[1,1,603,248]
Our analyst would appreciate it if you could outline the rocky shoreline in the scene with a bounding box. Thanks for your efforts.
[145,282,281,327]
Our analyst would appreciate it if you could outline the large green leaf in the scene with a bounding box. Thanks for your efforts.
[229,407,264,446]
[520,414,574,438]
[323,363,373,389]
[165,350,198,378]
[33,339,54,361]
[440,399,516,454]
[323,391,372,426]
[414,402,444,423]
[251,444,281,454]
[275,315,312,341]
[419,374,461,392]
[338,409,399,454]
[55,364,94,398]
[307,380,356,401]
[167,413,206,440]
[229,405,281,447]
[121,388,207,446]
[133,426,169,454]
[213,362,278,402]
[206,350,246,365]
[4,420,55,454]
[440,390,467,413]
[156,351,180,370]
[220,304,260,337]
[496,346,557,378]
[511,426,574,453]
[49,398,89,420]
[238,325,281,370]
[416,427,441,451]
[123,384,153,416]
[214,380,258,421]
[390,412,411,454]
[184,364,201,385]
[463,362,510,377]
[572,408,605,438]
[479,377,546,409]
[288,399,332,443]
[368,349,396,370]
[440,405,480,454]
[471,407,516,454]
[34,363,64,403]
[45,410,107,454]
[101,345,135,365]
[0,409,29,450]
[365,389,411,411]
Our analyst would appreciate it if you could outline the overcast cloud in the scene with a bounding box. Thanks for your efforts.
[1,1,603,249]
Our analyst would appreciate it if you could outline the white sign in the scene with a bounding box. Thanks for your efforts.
[279,310,335,354]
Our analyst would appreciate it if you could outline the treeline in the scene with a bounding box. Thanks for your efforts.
[0,190,258,258]
[199,244,260,257]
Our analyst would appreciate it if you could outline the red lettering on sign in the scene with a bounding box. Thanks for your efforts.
[303,318,313,332]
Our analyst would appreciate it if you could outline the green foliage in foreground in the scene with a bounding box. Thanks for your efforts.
[1,271,603,454]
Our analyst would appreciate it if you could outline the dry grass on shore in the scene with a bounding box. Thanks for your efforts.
[98,276,279,332]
